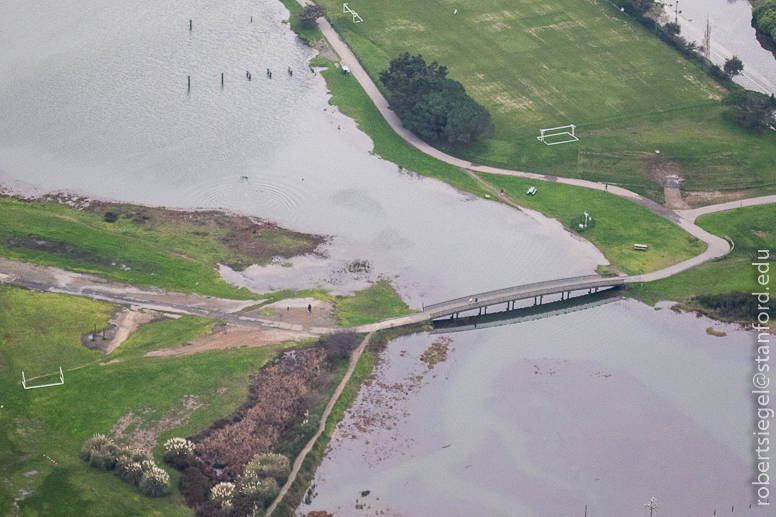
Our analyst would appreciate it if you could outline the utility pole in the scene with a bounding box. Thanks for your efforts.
[645,497,658,517]
[674,1,679,24]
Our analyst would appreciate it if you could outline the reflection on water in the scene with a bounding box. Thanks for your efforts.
[303,300,763,516]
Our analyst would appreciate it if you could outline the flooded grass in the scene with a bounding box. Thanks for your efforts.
[0,195,326,299]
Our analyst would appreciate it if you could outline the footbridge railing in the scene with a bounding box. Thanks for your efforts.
[422,275,625,319]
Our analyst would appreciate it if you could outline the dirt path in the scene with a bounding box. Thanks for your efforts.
[265,332,375,517]
[145,325,317,357]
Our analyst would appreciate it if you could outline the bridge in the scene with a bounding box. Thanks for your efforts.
[421,275,626,320]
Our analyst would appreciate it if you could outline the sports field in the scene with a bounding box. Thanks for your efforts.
[318,0,776,197]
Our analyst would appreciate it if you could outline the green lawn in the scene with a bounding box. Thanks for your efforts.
[628,204,776,304]
[333,279,414,326]
[316,0,776,198]
[0,197,322,299]
[0,286,294,516]
[479,173,705,275]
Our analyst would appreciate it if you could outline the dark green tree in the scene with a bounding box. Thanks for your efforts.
[379,53,448,117]
[663,22,681,38]
[297,4,326,30]
[445,96,494,144]
[722,89,776,133]
[723,56,744,78]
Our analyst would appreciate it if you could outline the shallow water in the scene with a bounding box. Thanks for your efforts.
[0,0,605,305]
[302,300,765,516]
[674,0,776,94]
[0,2,768,515]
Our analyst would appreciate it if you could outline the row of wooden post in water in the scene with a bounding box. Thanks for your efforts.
[185,19,312,91]
[186,66,301,90]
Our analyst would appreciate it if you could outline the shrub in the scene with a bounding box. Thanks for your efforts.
[181,466,213,507]
[80,434,120,471]
[115,458,144,485]
[195,348,325,481]
[139,465,171,497]
[244,453,291,480]
[104,211,119,223]
[319,331,361,362]
[210,482,235,509]
[164,437,195,469]
[297,4,326,30]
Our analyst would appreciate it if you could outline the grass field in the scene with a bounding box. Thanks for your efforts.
[478,173,705,274]
[333,279,415,326]
[0,286,298,516]
[0,196,324,300]
[316,0,776,198]
[628,204,776,304]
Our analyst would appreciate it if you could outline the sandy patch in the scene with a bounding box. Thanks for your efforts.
[145,324,316,357]
[105,309,172,354]
[664,187,690,210]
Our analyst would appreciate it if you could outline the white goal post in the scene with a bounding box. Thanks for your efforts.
[22,367,64,389]
[343,3,363,23]
[537,124,578,145]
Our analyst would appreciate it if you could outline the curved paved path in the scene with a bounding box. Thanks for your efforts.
[265,331,375,517]
[304,9,776,282]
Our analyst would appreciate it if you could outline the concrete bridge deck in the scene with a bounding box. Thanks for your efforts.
[421,275,626,320]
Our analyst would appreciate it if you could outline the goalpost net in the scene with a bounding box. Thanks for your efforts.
[343,3,363,23]
[537,124,578,145]
[22,367,65,389]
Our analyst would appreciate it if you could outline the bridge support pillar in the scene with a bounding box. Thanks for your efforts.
[539,295,543,305]
[478,308,482,315]
[484,306,487,314]
[533,296,537,306]
[595,287,598,293]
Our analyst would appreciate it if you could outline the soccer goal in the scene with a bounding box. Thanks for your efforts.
[537,124,578,145]
[343,3,363,23]
[22,367,64,389]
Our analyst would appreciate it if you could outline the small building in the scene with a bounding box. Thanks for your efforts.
[341,65,350,75]
[526,186,537,195]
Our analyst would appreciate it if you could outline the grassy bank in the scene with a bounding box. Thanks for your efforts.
[627,204,776,306]
[316,58,494,198]
[0,196,325,299]
[316,0,776,199]
[478,173,705,275]
[333,279,415,326]
[0,286,295,516]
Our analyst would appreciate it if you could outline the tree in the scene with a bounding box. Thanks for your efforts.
[663,22,681,38]
[379,53,448,117]
[722,89,776,133]
[723,56,744,78]
[297,4,326,30]
[380,54,493,146]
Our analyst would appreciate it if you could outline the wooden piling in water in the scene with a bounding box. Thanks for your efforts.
[188,75,190,90]
[221,73,224,85]
[189,19,192,31]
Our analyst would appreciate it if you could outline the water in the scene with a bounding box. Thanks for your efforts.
[0,0,604,305]
[672,0,776,94]
[0,2,768,515]
[303,300,762,516]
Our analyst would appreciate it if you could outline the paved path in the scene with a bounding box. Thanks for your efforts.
[265,331,375,517]
[304,11,776,282]
[675,195,776,223]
